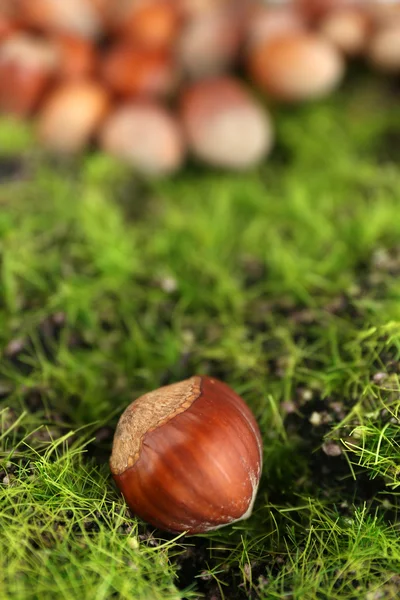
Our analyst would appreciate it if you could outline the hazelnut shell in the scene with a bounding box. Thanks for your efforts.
[114,0,183,49]
[178,7,243,79]
[99,102,185,175]
[318,7,371,56]
[0,33,58,115]
[180,75,273,168]
[101,43,178,99]
[37,80,109,153]
[247,32,345,102]
[110,375,263,534]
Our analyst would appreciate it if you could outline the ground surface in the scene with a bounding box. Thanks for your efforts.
[0,73,400,600]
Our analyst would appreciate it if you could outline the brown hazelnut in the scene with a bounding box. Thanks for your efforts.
[53,35,97,80]
[0,33,58,115]
[366,2,400,28]
[113,0,183,49]
[247,32,345,102]
[178,7,243,78]
[367,23,400,74]
[296,0,354,22]
[0,14,16,41]
[180,75,273,169]
[99,102,185,175]
[101,42,178,99]
[37,80,109,153]
[17,0,103,39]
[245,4,306,48]
[110,376,263,534]
[319,7,371,56]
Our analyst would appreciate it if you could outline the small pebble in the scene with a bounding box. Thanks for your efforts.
[128,537,140,550]
[322,440,342,457]
[4,337,27,356]
[309,411,322,426]
[301,389,313,402]
[373,372,387,383]
[160,276,178,293]
[281,400,296,414]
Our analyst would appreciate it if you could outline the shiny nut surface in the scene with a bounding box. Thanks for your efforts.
[110,375,263,534]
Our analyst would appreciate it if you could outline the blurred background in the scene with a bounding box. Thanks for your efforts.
[0,0,399,172]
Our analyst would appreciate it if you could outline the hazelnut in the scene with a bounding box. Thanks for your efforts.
[17,0,103,39]
[99,102,185,176]
[0,0,17,20]
[367,23,400,74]
[178,7,243,78]
[366,2,400,28]
[318,7,371,56]
[245,4,306,48]
[101,42,178,99]
[180,75,273,169]
[110,376,263,534]
[113,0,183,50]
[37,80,109,153]
[247,32,345,102]
[0,14,16,41]
[0,33,58,116]
[53,35,97,81]
[296,0,354,21]
[181,0,239,19]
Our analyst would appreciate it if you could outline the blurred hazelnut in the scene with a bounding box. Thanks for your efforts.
[17,0,103,39]
[247,32,344,102]
[37,80,109,153]
[114,0,183,49]
[0,14,16,41]
[319,7,371,56]
[178,7,243,78]
[0,0,17,19]
[367,23,400,74]
[0,33,58,115]
[296,0,354,21]
[246,4,306,48]
[99,103,185,175]
[180,76,273,169]
[54,35,97,80]
[181,0,237,18]
[366,2,400,28]
[102,42,178,98]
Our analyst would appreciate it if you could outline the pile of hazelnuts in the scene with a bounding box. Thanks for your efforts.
[0,0,399,176]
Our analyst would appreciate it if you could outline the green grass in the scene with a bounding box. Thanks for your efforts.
[1,74,400,599]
